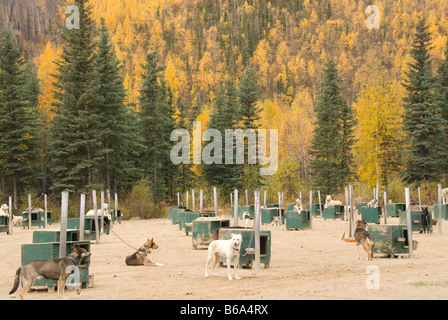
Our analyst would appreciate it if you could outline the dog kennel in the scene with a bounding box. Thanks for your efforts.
[0,215,9,233]
[192,217,231,249]
[218,227,271,269]
[285,210,311,230]
[386,203,406,217]
[361,206,382,224]
[434,202,448,220]
[22,211,52,229]
[369,224,418,258]
[323,205,345,220]
[306,203,323,217]
[66,216,110,241]
[261,207,284,225]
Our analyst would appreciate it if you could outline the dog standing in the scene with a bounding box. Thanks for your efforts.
[125,238,163,266]
[205,233,242,280]
[355,220,374,260]
[9,245,91,300]
[12,215,23,227]
[242,211,251,227]
[421,207,430,234]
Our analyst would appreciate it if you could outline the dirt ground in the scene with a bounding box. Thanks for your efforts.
[2,211,448,301]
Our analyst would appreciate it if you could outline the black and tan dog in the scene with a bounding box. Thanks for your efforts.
[355,220,374,260]
[125,238,163,266]
[9,245,91,300]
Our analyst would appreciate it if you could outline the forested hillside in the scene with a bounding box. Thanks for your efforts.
[1,0,448,211]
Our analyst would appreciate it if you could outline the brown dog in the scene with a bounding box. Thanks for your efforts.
[125,238,163,266]
[355,220,374,260]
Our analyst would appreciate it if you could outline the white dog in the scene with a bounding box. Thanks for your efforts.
[294,199,303,213]
[205,233,242,280]
[12,215,23,226]
[270,216,281,226]
[367,199,378,208]
[442,188,448,204]
[86,203,111,219]
[242,211,251,227]
[325,195,342,208]
[0,204,8,216]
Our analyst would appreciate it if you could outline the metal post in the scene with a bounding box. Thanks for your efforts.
[418,186,422,211]
[254,190,260,270]
[177,192,180,207]
[200,189,203,214]
[8,196,12,235]
[192,189,195,212]
[383,191,387,224]
[28,194,32,230]
[44,194,48,227]
[234,189,238,227]
[245,189,248,206]
[317,190,322,217]
[107,189,112,229]
[278,192,282,225]
[405,187,413,258]
[345,187,349,221]
[263,190,267,208]
[438,184,443,234]
[114,192,118,226]
[92,190,100,244]
[213,187,218,217]
[80,193,86,241]
[349,184,355,235]
[59,191,69,258]
[186,191,189,210]
[100,191,105,234]
[309,190,313,229]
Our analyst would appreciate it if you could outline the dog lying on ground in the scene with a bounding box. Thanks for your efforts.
[421,207,430,234]
[325,195,342,208]
[294,199,303,213]
[367,199,378,208]
[355,220,374,260]
[270,216,281,226]
[205,233,242,280]
[9,245,91,300]
[125,238,163,266]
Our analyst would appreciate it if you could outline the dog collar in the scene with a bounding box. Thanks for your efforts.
[67,255,78,264]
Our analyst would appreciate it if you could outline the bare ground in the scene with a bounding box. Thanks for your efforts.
[2,214,448,300]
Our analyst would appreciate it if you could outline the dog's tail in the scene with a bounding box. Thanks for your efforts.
[9,267,21,295]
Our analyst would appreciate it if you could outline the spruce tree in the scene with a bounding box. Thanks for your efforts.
[436,38,448,179]
[401,17,447,184]
[0,28,40,208]
[238,66,263,190]
[49,0,105,193]
[138,51,172,203]
[202,77,241,194]
[95,19,143,193]
[309,57,353,195]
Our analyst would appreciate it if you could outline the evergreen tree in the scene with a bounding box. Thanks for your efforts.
[49,0,106,193]
[202,77,241,194]
[436,38,448,180]
[173,98,196,195]
[309,57,353,195]
[238,66,263,190]
[95,19,144,193]
[138,51,172,203]
[0,28,40,208]
[401,17,447,184]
